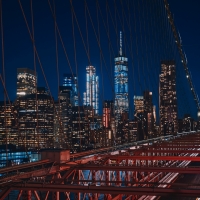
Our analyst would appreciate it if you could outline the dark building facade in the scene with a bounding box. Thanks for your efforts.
[144,91,155,138]
[54,86,72,149]
[0,101,16,145]
[159,61,178,135]
[16,93,54,149]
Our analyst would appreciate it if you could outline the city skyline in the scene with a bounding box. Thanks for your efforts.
[1,1,200,198]
[0,0,199,120]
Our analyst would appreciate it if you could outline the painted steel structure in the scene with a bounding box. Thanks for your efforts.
[63,73,78,106]
[1,132,200,199]
[114,31,129,121]
[159,61,178,135]
[83,66,99,114]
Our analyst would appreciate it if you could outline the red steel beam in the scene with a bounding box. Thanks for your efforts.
[128,149,200,154]
[10,183,200,197]
[77,165,200,173]
[0,159,52,174]
[151,145,200,148]
[107,155,200,161]
[0,165,71,184]
[162,142,200,145]
[0,188,12,199]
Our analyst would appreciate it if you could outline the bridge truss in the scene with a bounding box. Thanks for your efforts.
[1,132,200,199]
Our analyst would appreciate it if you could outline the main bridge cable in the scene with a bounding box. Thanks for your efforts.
[162,0,192,119]
[164,0,200,112]
[161,0,192,123]
[162,0,190,118]
[18,0,67,148]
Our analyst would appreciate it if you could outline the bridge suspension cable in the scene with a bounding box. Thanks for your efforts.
[164,0,200,112]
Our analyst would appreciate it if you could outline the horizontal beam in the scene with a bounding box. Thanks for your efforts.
[0,159,52,174]
[77,165,200,173]
[128,149,200,154]
[107,155,200,161]
[152,145,200,148]
[10,183,200,197]
[0,165,70,184]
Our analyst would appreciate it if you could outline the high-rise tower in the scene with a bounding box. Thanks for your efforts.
[103,100,114,128]
[17,68,37,97]
[63,74,78,106]
[114,31,128,120]
[83,66,99,114]
[159,61,178,135]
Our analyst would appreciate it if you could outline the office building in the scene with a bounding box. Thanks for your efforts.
[71,106,92,152]
[16,91,54,149]
[17,68,37,97]
[54,86,72,148]
[134,96,144,116]
[144,91,154,138]
[114,31,128,121]
[103,100,114,128]
[159,60,178,135]
[83,66,99,114]
[0,101,16,145]
[63,74,78,106]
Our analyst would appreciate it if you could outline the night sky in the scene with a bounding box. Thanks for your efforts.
[0,0,200,119]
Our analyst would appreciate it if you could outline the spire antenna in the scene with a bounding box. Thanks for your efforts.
[120,31,122,56]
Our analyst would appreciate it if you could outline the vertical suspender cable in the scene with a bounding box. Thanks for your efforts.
[30,0,39,150]
[0,0,8,164]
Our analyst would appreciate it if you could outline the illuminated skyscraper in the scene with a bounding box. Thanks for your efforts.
[103,100,114,128]
[17,91,54,148]
[0,101,16,145]
[114,31,128,120]
[63,74,78,106]
[159,61,178,135]
[134,96,144,115]
[17,68,37,97]
[83,66,99,114]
